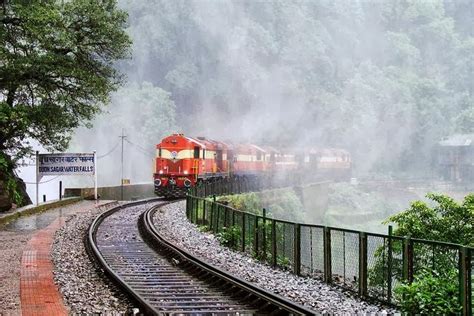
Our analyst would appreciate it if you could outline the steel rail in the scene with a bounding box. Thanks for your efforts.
[142,204,317,315]
[87,198,165,315]
[88,198,258,315]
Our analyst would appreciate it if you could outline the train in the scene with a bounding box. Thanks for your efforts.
[153,133,351,197]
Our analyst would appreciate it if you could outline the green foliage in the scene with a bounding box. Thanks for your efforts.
[218,193,262,214]
[385,193,474,247]
[118,1,474,175]
[0,151,22,205]
[197,225,209,233]
[0,0,131,182]
[216,225,241,249]
[277,256,291,267]
[369,193,472,312]
[394,269,461,315]
[69,81,178,182]
[219,189,305,222]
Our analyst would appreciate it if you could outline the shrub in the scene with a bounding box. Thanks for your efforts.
[394,269,461,315]
[216,226,241,249]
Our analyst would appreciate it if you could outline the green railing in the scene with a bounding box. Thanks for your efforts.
[186,179,473,315]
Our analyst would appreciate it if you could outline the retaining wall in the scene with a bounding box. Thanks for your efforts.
[64,183,154,201]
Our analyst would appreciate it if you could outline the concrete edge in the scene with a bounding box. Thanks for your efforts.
[0,197,83,226]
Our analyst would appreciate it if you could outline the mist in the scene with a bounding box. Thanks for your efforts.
[63,1,472,204]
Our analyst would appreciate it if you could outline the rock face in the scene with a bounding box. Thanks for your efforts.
[0,178,12,212]
[0,174,32,212]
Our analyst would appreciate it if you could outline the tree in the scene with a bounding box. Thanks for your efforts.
[386,193,473,247]
[0,0,131,206]
[369,193,473,314]
[69,82,177,185]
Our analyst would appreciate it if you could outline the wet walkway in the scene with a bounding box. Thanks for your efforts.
[0,200,114,315]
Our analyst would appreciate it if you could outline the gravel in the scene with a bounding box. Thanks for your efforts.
[0,230,31,314]
[153,201,399,315]
[0,200,97,314]
[52,202,137,314]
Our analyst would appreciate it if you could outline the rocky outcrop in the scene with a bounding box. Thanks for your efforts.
[0,174,31,212]
[0,178,12,212]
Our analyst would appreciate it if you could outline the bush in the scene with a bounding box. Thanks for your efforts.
[394,269,461,315]
[216,226,241,249]
[369,193,473,312]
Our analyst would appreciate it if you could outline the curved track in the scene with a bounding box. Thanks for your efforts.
[88,199,315,315]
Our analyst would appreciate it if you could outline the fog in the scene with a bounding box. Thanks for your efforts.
[60,0,472,197]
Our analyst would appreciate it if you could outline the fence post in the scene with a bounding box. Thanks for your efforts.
[194,196,198,220]
[359,232,368,297]
[186,196,190,219]
[241,214,246,252]
[230,210,235,248]
[459,246,472,316]
[387,226,393,303]
[195,200,200,223]
[262,208,267,261]
[272,219,277,267]
[216,205,221,233]
[294,223,301,276]
[254,215,259,257]
[323,227,332,283]
[224,207,228,227]
[403,237,413,283]
[202,199,206,225]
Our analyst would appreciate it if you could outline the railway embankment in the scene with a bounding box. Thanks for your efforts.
[154,200,398,314]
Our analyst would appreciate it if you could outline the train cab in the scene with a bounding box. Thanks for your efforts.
[154,134,231,197]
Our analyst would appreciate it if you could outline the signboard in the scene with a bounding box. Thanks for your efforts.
[38,153,95,177]
[36,151,97,205]
[121,178,130,185]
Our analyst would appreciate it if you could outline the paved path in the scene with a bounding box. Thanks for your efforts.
[19,200,114,316]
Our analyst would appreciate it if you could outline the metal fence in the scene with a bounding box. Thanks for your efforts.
[186,179,473,314]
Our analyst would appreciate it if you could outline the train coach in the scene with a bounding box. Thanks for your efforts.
[153,133,351,197]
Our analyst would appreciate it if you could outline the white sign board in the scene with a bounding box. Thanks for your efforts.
[38,153,95,177]
[36,152,98,204]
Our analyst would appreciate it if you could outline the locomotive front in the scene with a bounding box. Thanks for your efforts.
[154,134,200,197]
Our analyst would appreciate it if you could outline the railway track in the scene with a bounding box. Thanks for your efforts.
[87,199,315,315]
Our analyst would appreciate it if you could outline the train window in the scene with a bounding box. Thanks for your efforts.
[158,148,161,157]
[203,149,206,159]
[194,146,199,159]
[256,151,261,161]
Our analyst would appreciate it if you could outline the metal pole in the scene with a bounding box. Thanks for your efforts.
[59,181,62,200]
[93,150,97,200]
[294,223,301,275]
[119,129,126,200]
[387,225,393,303]
[359,232,368,297]
[36,151,39,205]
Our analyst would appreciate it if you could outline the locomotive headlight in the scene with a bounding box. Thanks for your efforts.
[184,170,188,175]
[159,170,163,174]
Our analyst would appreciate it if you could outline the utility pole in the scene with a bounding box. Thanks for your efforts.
[119,128,127,200]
